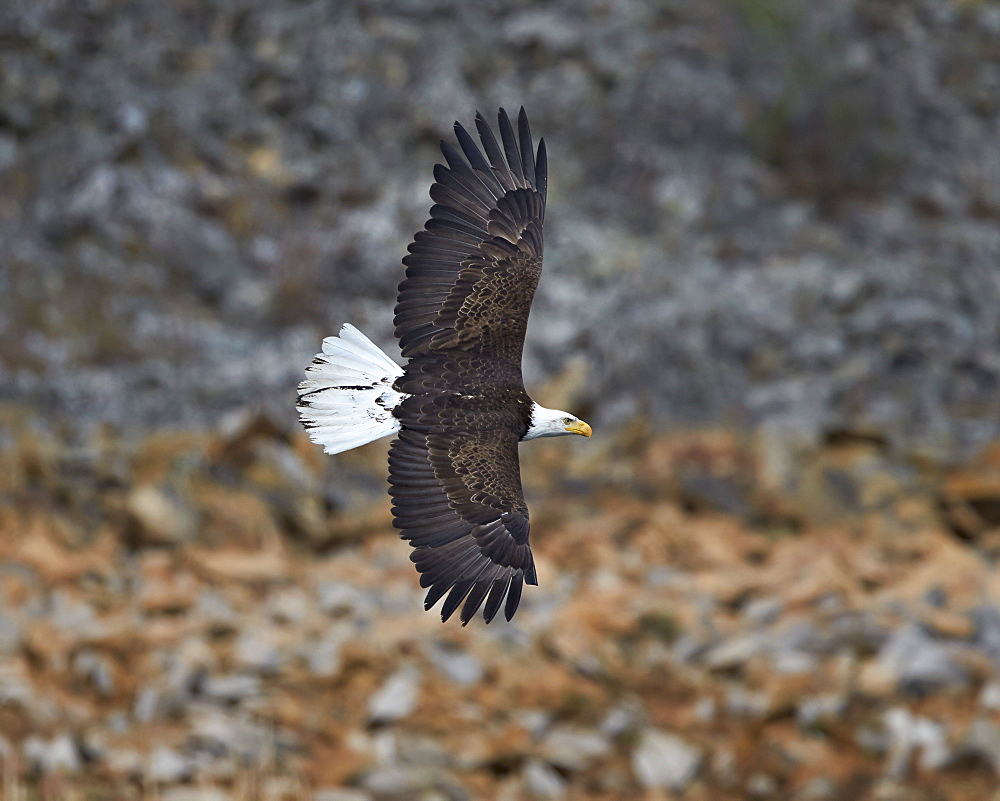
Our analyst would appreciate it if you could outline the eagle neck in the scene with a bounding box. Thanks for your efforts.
[523,401,563,441]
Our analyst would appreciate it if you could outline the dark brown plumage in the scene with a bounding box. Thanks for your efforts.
[298,108,591,625]
[389,108,547,624]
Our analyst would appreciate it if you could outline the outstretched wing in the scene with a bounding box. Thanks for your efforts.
[388,108,548,624]
[389,420,536,625]
[394,107,547,365]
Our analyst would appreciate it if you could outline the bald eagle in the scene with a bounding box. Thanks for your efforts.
[297,109,592,625]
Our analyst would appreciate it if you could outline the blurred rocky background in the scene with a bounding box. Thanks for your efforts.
[3,0,1000,798]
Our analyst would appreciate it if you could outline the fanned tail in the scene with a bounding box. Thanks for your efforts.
[297,324,407,455]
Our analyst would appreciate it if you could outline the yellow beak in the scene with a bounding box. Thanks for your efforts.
[565,420,592,438]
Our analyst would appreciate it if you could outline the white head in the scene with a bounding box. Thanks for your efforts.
[524,403,593,441]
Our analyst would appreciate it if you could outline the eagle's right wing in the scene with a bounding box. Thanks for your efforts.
[388,422,536,625]
[393,107,547,367]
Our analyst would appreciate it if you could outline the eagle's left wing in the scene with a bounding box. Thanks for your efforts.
[394,107,546,368]
[388,421,536,625]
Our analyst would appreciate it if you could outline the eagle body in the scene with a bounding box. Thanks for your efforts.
[298,109,591,625]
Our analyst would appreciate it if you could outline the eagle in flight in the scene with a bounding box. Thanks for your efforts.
[297,109,592,625]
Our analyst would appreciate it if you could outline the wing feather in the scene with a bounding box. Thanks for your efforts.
[452,121,499,185]
[535,139,548,211]
[483,574,512,623]
[441,572,485,622]
[473,112,517,192]
[440,140,503,198]
[428,203,490,235]
[433,164,497,210]
[390,109,548,624]
[428,183,490,222]
[388,426,536,625]
[419,224,484,248]
[504,574,524,622]
[497,107,526,188]
[517,107,535,182]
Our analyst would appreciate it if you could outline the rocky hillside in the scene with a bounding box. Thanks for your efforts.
[5,415,1000,799]
[2,0,1000,459]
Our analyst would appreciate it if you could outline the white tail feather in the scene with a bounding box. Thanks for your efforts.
[298,324,407,455]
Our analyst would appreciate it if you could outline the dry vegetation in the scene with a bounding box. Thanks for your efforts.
[4,411,1000,800]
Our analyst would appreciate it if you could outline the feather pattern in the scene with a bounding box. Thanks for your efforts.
[388,109,548,624]
[299,111,552,625]
[388,425,536,625]
[297,325,406,455]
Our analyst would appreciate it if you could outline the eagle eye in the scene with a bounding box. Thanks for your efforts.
[562,417,572,424]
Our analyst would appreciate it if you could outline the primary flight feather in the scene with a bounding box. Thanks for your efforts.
[297,108,592,625]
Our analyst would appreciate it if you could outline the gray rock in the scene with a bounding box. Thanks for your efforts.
[73,649,116,696]
[694,697,716,722]
[134,641,215,722]
[883,708,949,777]
[512,709,553,739]
[958,719,1000,772]
[979,681,1000,710]
[522,759,567,798]
[49,589,98,636]
[359,764,459,797]
[972,605,1000,666]
[189,707,242,754]
[317,582,374,619]
[314,790,374,801]
[503,10,583,54]
[797,694,846,730]
[671,634,711,665]
[798,777,838,799]
[200,674,262,703]
[190,709,280,763]
[600,701,644,737]
[22,733,81,773]
[539,725,612,771]
[134,685,171,723]
[877,624,967,692]
[195,591,237,632]
[854,724,889,756]
[255,441,318,498]
[126,485,198,545]
[131,683,157,722]
[145,746,193,783]
[367,667,420,724]
[771,648,819,675]
[161,789,229,801]
[0,134,18,171]
[631,729,702,791]
[424,641,483,686]
[267,586,312,624]
[725,687,771,718]
[743,598,784,627]
[67,165,118,219]
[0,612,20,655]
[234,628,285,674]
[305,633,345,678]
[747,773,778,797]
[704,634,761,670]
